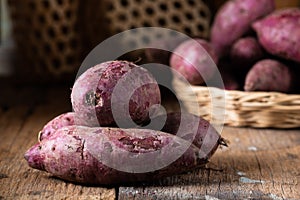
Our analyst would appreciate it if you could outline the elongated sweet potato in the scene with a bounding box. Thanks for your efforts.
[211,0,275,57]
[38,112,226,158]
[252,8,300,63]
[170,39,218,85]
[146,112,225,157]
[38,112,77,141]
[38,112,104,141]
[71,60,161,127]
[244,59,292,92]
[24,126,219,185]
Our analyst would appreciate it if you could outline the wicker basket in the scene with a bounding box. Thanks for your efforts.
[173,76,300,129]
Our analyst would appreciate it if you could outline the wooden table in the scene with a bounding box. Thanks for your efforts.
[0,85,299,200]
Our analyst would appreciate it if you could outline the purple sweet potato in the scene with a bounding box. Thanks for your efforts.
[211,0,275,57]
[252,8,300,63]
[170,39,219,85]
[39,112,226,157]
[71,60,161,127]
[146,112,226,157]
[230,37,264,69]
[244,59,292,92]
[38,112,102,141]
[38,112,77,141]
[24,126,219,185]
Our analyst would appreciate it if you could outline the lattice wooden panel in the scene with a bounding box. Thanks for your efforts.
[85,0,211,47]
[7,0,211,81]
[8,0,82,79]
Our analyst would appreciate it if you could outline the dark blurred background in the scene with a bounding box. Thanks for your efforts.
[0,0,299,86]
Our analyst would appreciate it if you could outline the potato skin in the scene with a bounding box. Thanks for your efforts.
[252,8,300,63]
[38,112,77,141]
[147,112,223,158]
[244,59,292,92]
[24,126,213,185]
[39,112,224,160]
[170,39,218,85]
[211,0,275,57]
[71,61,161,127]
[39,112,106,141]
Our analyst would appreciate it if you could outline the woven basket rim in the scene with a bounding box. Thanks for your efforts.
[172,76,300,128]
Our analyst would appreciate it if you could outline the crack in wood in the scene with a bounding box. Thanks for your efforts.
[253,152,266,196]
[267,164,275,188]
[0,173,8,179]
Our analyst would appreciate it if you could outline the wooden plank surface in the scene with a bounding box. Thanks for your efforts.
[119,127,300,200]
[0,85,299,200]
[0,86,115,200]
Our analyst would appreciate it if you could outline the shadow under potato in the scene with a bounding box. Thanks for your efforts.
[47,166,227,188]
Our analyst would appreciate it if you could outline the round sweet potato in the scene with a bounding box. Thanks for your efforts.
[230,37,264,69]
[71,60,161,127]
[170,39,218,85]
[244,59,292,92]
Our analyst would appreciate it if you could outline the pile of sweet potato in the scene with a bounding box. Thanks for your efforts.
[25,60,226,185]
[158,0,300,93]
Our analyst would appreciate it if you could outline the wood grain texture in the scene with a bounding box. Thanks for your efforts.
[119,127,300,200]
[0,86,115,200]
[275,0,300,8]
[0,85,299,200]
